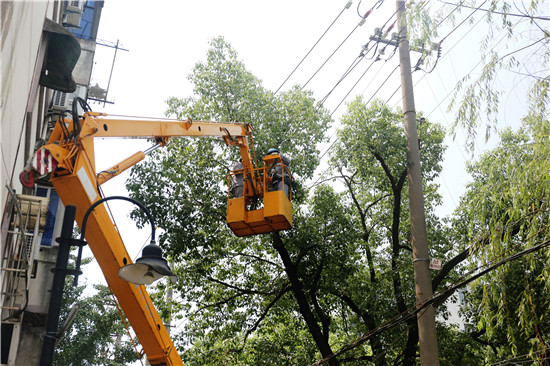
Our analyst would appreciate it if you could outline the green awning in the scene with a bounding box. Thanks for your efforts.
[39,19,81,93]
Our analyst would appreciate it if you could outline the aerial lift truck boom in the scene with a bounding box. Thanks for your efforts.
[26,109,292,365]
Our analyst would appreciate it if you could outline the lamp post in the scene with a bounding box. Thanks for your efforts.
[40,196,176,366]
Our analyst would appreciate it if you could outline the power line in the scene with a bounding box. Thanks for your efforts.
[314,19,402,161]
[489,349,550,366]
[301,0,388,90]
[320,52,367,105]
[439,0,489,43]
[422,9,521,120]
[364,64,399,107]
[312,235,550,365]
[310,0,502,196]
[275,1,353,94]
[330,56,381,116]
[438,0,550,21]
[306,9,403,171]
[301,23,363,90]
[310,61,398,187]
[321,13,400,114]
[310,67,397,183]
[311,0,491,186]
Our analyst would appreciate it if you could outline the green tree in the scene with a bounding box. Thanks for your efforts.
[126,36,334,364]
[451,117,550,363]
[323,97,452,364]
[126,36,494,365]
[406,0,549,149]
[53,281,138,366]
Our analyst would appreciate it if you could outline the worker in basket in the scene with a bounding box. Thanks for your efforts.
[230,159,244,197]
[266,148,291,198]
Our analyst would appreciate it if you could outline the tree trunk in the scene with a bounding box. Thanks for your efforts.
[272,233,340,366]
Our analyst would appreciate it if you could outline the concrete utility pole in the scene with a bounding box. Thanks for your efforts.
[395,1,440,365]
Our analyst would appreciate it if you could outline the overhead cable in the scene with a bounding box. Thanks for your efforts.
[438,0,550,21]
[275,1,353,94]
[315,16,401,163]
[302,26,362,90]
[321,53,366,105]
[331,56,382,116]
[302,0,383,90]
[364,64,400,107]
[439,0,489,43]
[312,236,550,365]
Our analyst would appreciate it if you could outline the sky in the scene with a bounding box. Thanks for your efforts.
[81,0,546,309]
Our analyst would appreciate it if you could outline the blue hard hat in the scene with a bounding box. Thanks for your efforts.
[267,148,279,155]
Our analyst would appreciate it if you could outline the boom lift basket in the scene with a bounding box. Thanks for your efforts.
[226,153,292,237]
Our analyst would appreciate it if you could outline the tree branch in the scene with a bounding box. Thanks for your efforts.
[295,244,318,266]
[372,151,395,187]
[338,167,385,284]
[227,251,282,269]
[272,233,341,366]
[431,246,472,293]
[242,286,292,345]
[471,329,497,355]
[206,276,274,296]
[197,292,245,311]
[310,261,331,341]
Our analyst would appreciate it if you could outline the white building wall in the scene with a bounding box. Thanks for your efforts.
[1,1,57,217]
[1,3,63,365]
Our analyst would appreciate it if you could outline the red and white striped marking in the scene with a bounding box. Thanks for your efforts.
[33,148,58,175]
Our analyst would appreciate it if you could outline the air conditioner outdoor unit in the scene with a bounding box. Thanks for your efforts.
[51,86,87,112]
[52,90,69,111]
[62,11,82,28]
[67,1,84,13]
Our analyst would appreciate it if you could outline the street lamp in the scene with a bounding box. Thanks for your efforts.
[78,196,177,285]
[118,243,176,285]
[40,197,176,366]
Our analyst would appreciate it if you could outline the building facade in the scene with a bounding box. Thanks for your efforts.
[1,2,103,364]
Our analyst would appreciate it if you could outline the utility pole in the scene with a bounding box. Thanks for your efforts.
[395,1,440,365]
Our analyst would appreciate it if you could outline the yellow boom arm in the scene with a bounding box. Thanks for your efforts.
[32,112,291,365]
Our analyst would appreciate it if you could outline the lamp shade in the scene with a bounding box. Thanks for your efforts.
[118,244,177,285]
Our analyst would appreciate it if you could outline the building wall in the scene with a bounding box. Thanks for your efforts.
[1,2,103,365]
[1,1,60,213]
[1,4,57,365]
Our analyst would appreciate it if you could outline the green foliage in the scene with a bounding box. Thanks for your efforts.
[126,35,456,364]
[333,98,445,190]
[127,36,334,364]
[164,37,331,182]
[453,117,550,363]
[55,6,549,364]
[326,98,452,363]
[53,281,138,366]
[436,323,486,365]
[125,34,531,365]
[406,0,549,150]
